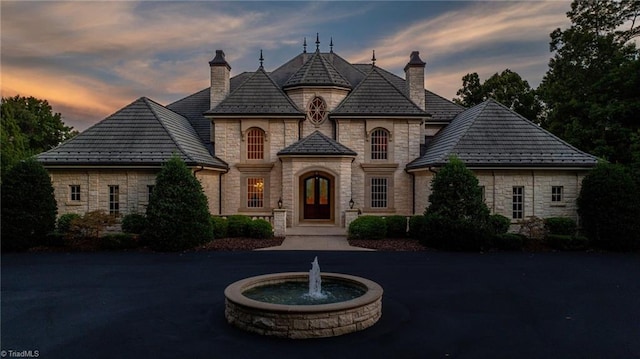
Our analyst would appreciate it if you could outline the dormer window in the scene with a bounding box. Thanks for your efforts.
[307,97,327,126]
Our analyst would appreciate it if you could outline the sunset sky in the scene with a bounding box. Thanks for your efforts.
[1,1,572,132]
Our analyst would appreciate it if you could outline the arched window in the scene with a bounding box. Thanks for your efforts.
[370,128,388,160]
[307,97,327,125]
[246,128,264,160]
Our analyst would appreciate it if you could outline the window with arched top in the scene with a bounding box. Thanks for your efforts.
[370,128,389,160]
[246,128,264,160]
[307,97,327,125]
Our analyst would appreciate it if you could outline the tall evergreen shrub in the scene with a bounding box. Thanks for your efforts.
[577,162,640,251]
[143,156,212,251]
[423,156,491,251]
[1,158,57,251]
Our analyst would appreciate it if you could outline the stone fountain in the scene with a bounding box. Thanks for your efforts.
[224,257,383,339]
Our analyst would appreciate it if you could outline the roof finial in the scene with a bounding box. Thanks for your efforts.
[315,32,320,52]
[330,37,334,53]
[371,50,376,66]
[259,49,264,69]
[303,37,307,53]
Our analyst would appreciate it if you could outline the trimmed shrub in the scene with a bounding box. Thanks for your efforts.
[408,215,427,240]
[488,214,511,235]
[492,233,525,251]
[518,216,547,241]
[57,213,82,234]
[385,215,408,238]
[248,219,273,239]
[1,158,58,251]
[547,234,589,251]
[122,213,147,234]
[227,215,253,238]
[70,210,117,239]
[544,217,577,236]
[143,156,213,251]
[578,162,640,251]
[211,216,228,239]
[100,233,138,250]
[348,215,387,240]
[423,213,490,251]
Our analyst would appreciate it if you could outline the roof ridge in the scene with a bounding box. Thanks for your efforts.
[371,67,425,113]
[257,67,304,112]
[142,97,193,161]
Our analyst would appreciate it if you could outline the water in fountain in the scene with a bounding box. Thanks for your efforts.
[307,256,327,299]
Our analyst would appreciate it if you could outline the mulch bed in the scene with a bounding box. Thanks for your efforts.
[193,237,285,251]
[348,238,428,251]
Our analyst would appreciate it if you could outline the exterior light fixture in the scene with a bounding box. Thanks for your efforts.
[349,198,354,209]
[278,198,283,209]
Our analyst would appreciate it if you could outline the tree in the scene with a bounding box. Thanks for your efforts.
[577,162,640,251]
[454,69,543,123]
[1,95,78,181]
[1,158,58,251]
[142,156,212,251]
[538,0,640,165]
[422,156,491,251]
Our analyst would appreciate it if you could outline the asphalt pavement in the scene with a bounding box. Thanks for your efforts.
[2,251,639,359]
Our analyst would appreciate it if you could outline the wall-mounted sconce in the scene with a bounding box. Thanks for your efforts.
[277,198,283,209]
[349,198,355,209]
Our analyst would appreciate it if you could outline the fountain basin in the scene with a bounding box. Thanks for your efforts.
[224,272,383,339]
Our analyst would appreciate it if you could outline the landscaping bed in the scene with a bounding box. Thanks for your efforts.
[348,238,427,251]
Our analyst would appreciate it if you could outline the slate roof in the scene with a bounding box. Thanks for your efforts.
[331,67,426,116]
[37,97,227,168]
[406,99,599,169]
[283,50,351,89]
[206,67,303,116]
[352,64,464,122]
[278,131,357,156]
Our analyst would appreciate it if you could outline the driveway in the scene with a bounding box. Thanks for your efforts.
[2,251,639,358]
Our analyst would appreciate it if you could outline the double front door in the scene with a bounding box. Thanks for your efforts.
[303,174,331,220]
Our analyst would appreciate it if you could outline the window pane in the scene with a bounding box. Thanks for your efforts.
[247,177,264,208]
[371,129,388,160]
[512,186,523,219]
[247,128,264,160]
[371,178,388,208]
[305,178,315,205]
[308,97,327,125]
[109,185,120,216]
[70,185,81,201]
[319,178,329,205]
[552,186,563,202]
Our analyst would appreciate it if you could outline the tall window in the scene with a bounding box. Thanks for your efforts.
[552,186,563,203]
[512,186,524,219]
[371,129,389,160]
[70,185,81,201]
[109,185,120,216]
[307,97,327,125]
[247,177,264,208]
[147,185,155,203]
[371,178,388,208]
[247,128,264,160]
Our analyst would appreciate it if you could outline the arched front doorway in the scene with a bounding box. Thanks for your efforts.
[300,171,334,221]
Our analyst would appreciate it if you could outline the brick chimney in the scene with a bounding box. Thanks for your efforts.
[209,50,231,110]
[404,51,426,111]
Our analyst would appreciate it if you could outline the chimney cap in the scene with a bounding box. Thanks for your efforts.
[209,49,231,70]
[404,51,425,71]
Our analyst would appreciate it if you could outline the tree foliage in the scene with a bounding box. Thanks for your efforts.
[538,0,640,166]
[142,156,212,251]
[454,69,543,123]
[1,158,58,251]
[577,162,640,251]
[1,95,77,181]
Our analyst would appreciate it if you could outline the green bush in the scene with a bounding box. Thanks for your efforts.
[547,234,589,251]
[57,213,82,234]
[44,231,66,247]
[348,215,387,240]
[422,213,490,251]
[491,233,524,251]
[227,215,253,237]
[578,162,640,251]
[1,158,58,251]
[544,217,577,235]
[385,215,408,238]
[122,213,147,234]
[100,233,138,250]
[488,214,511,235]
[143,156,213,251]
[211,216,228,239]
[248,219,273,239]
[408,215,427,240]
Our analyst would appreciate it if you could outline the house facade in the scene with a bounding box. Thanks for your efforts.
[38,39,598,229]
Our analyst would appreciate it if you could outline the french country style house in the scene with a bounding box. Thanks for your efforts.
[37,38,598,231]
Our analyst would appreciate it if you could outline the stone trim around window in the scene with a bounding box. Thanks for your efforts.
[239,174,271,212]
[363,173,395,213]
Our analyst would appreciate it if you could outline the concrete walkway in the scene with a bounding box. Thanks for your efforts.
[258,225,373,251]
